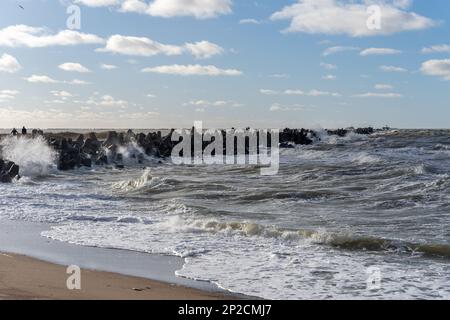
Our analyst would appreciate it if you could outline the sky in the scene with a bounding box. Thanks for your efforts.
[0,0,449,129]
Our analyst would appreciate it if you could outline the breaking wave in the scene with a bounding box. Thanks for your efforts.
[164,217,450,259]
[0,136,57,177]
[112,168,167,193]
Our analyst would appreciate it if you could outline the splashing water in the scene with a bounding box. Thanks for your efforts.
[0,136,57,177]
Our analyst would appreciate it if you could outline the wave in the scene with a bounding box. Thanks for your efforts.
[112,168,167,193]
[164,216,450,259]
[350,152,381,165]
[0,136,57,177]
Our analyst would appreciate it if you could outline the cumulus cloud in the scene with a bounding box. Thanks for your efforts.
[0,25,104,48]
[24,74,59,83]
[76,0,232,19]
[0,53,22,73]
[69,79,91,85]
[421,59,450,80]
[184,41,224,59]
[59,62,92,73]
[98,35,223,59]
[239,19,261,25]
[98,35,183,56]
[322,46,360,56]
[260,89,279,95]
[123,0,232,18]
[421,45,450,54]
[380,65,408,72]
[24,75,91,85]
[270,0,436,37]
[75,0,121,6]
[360,48,402,56]
[51,90,73,98]
[141,64,242,76]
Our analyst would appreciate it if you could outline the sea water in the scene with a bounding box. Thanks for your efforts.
[0,130,449,299]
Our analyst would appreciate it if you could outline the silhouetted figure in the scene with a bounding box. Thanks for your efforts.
[11,128,18,136]
[22,126,27,135]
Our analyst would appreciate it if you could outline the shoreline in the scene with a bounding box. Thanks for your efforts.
[0,219,247,300]
[0,252,229,300]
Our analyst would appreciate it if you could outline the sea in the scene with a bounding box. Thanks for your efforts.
[0,129,449,299]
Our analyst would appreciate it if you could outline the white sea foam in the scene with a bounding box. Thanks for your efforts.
[112,168,167,193]
[0,136,57,177]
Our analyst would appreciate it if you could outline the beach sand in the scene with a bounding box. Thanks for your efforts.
[0,253,229,300]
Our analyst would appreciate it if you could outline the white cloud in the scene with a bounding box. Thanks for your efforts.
[69,79,91,85]
[79,0,232,19]
[0,53,22,73]
[100,63,118,70]
[184,41,224,59]
[120,0,232,19]
[380,65,408,72]
[421,59,450,80]
[98,35,222,59]
[0,89,19,102]
[51,90,73,98]
[352,92,403,98]
[260,89,279,95]
[360,48,402,56]
[375,84,394,90]
[0,25,104,48]
[141,64,242,76]
[239,19,260,25]
[184,100,242,108]
[284,89,304,95]
[421,45,450,54]
[98,35,183,57]
[322,74,336,80]
[75,0,121,7]
[24,74,59,83]
[322,46,359,56]
[320,62,337,70]
[270,103,306,112]
[271,0,436,37]
[59,62,92,73]
[87,95,129,108]
[261,88,341,97]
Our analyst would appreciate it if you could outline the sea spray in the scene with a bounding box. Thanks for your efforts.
[0,136,57,177]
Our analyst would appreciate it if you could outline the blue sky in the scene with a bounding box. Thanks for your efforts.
[0,0,449,129]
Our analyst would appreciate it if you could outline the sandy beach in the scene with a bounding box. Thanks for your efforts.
[0,252,229,300]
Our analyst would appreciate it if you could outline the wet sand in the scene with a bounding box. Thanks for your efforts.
[0,252,229,300]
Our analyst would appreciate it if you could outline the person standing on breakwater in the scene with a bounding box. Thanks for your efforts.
[22,126,27,135]
[11,128,18,136]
